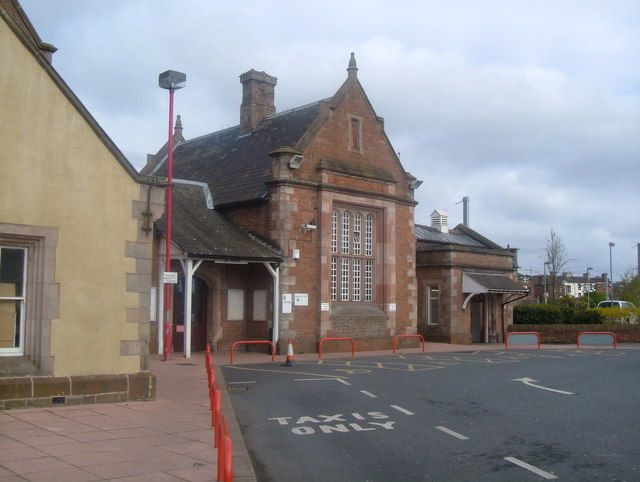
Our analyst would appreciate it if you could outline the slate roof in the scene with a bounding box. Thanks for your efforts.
[155,183,281,261]
[464,273,528,293]
[415,224,486,248]
[150,101,324,207]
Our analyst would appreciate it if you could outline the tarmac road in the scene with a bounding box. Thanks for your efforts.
[223,348,640,481]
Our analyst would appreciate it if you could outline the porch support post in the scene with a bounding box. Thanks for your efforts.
[263,262,280,347]
[179,259,203,358]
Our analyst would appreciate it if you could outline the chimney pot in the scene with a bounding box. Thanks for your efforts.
[239,69,277,133]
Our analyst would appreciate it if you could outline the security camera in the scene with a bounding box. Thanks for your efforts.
[289,155,304,169]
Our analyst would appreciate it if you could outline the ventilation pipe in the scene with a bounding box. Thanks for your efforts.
[462,196,470,227]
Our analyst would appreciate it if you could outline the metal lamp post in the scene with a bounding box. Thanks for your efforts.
[586,267,593,308]
[159,70,186,361]
[608,242,615,300]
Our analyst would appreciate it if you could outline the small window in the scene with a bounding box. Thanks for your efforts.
[227,289,245,321]
[427,285,439,325]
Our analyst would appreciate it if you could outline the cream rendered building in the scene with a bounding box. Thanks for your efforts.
[0,0,164,408]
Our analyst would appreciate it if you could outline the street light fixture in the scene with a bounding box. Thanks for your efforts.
[608,242,615,300]
[159,69,186,361]
[586,267,593,308]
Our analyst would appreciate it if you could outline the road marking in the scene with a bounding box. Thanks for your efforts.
[390,405,414,416]
[336,378,351,386]
[408,364,415,372]
[295,378,339,382]
[435,426,469,440]
[376,362,383,368]
[512,377,574,395]
[226,366,348,380]
[360,390,377,398]
[227,381,255,384]
[504,457,557,479]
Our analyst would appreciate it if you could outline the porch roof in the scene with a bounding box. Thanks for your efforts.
[462,273,529,294]
[155,183,281,262]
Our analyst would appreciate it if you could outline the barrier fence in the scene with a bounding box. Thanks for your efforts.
[318,337,356,360]
[505,331,541,350]
[577,331,617,349]
[205,344,233,482]
[229,340,275,364]
[392,334,425,354]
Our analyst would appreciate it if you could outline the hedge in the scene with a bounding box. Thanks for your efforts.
[515,305,639,325]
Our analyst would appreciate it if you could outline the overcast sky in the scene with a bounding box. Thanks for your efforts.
[21,0,640,281]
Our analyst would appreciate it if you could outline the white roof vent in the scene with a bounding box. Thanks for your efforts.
[431,209,449,234]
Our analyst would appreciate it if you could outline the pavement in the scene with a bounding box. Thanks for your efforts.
[1,342,634,481]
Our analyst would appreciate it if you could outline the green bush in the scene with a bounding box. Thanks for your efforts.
[595,307,640,325]
[570,309,604,325]
[514,304,563,324]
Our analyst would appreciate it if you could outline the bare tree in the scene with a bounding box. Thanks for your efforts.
[544,227,569,303]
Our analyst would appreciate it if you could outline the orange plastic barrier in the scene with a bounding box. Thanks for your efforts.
[318,337,356,360]
[230,340,275,364]
[217,415,233,482]
[392,334,425,354]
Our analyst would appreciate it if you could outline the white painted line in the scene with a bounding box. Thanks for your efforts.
[360,390,377,398]
[227,381,255,384]
[294,378,338,382]
[390,405,414,416]
[436,426,469,440]
[504,457,557,479]
[512,377,574,395]
[336,378,351,386]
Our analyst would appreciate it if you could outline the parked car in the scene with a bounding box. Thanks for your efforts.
[596,300,636,308]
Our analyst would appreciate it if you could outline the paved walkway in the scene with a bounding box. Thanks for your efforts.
[3,342,624,481]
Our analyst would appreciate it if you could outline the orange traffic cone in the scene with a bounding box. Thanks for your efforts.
[283,339,295,367]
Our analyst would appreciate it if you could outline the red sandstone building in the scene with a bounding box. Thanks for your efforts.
[144,55,419,354]
[416,210,527,344]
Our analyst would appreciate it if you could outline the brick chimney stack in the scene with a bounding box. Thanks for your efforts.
[239,69,277,133]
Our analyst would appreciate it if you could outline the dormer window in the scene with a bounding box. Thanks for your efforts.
[349,115,363,152]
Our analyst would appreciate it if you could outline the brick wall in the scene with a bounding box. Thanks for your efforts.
[508,323,640,343]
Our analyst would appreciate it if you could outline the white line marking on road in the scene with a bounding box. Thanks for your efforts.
[336,378,351,385]
[471,351,481,355]
[360,390,377,398]
[390,405,414,415]
[226,366,348,380]
[376,362,383,368]
[227,381,255,384]
[435,426,469,440]
[346,361,352,366]
[294,378,338,382]
[504,457,557,479]
[512,377,574,395]
[408,364,415,372]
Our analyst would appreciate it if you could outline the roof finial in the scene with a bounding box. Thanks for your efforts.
[347,52,358,79]
[174,114,184,141]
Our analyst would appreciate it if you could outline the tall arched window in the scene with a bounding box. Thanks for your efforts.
[330,206,377,302]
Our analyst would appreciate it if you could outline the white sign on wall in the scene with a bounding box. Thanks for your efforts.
[294,293,309,306]
[388,303,397,312]
[282,293,292,314]
[320,303,330,312]
[163,272,178,284]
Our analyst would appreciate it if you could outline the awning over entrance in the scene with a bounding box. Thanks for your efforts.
[462,273,529,309]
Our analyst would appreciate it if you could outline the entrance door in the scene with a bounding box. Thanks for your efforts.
[470,299,484,343]
[173,276,208,353]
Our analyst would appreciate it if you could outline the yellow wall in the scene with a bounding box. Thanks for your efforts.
[0,19,143,376]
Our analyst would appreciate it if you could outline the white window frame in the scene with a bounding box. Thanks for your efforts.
[427,285,439,325]
[0,246,27,356]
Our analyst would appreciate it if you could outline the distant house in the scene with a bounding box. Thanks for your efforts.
[143,55,419,354]
[519,273,606,302]
[0,0,162,408]
[416,211,527,343]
